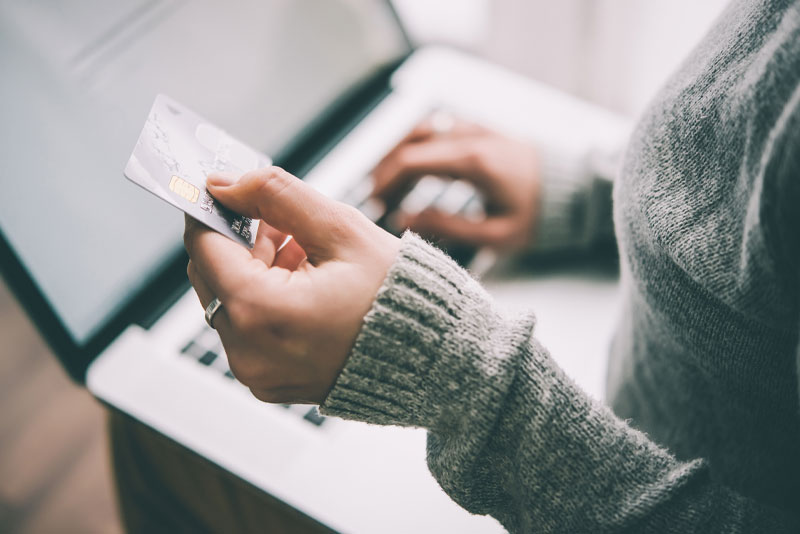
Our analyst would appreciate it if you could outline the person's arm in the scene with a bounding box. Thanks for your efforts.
[320,232,797,533]
[182,168,797,533]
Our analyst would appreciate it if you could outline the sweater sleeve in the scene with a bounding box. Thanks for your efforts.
[532,145,619,253]
[320,232,798,533]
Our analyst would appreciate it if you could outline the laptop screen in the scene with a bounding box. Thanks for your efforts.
[0,0,409,345]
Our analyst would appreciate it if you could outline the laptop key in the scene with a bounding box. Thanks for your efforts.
[357,197,386,222]
[435,180,477,215]
[198,351,218,366]
[303,407,326,426]
[181,340,207,360]
[342,176,374,207]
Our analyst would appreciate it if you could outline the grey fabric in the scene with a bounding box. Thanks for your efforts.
[534,145,617,253]
[322,0,800,532]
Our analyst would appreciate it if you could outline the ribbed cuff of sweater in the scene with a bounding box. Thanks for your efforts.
[532,147,594,252]
[320,231,532,428]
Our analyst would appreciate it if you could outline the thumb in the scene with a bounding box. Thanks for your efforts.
[207,166,345,261]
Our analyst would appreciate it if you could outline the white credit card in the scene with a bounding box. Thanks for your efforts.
[124,94,271,248]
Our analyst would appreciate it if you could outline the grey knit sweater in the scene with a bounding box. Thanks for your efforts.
[321,0,800,532]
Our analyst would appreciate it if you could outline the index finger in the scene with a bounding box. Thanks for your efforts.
[183,214,263,301]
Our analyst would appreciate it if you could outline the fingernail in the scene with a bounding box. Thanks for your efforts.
[207,172,238,187]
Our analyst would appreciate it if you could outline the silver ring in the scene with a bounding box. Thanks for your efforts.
[429,110,455,136]
[205,297,224,329]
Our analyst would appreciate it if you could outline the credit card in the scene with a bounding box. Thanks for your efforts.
[124,94,271,248]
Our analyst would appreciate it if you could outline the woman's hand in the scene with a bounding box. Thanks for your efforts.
[183,167,401,404]
[372,116,542,251]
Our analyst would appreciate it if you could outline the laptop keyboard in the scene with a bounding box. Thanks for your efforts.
[344,174,484,227]
[180,325,327,427]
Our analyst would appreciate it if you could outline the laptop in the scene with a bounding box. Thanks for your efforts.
[0,1,629,532]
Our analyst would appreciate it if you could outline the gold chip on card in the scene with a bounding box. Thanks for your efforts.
[169,175,200,203]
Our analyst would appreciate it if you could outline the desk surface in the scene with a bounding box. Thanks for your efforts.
[0,280,122,533]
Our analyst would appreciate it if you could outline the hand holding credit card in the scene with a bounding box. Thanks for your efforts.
[124,94,271,248]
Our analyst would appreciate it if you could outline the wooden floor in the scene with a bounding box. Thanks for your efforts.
[0,280,122,534]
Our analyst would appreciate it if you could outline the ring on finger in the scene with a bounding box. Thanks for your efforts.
[205,297,224,329]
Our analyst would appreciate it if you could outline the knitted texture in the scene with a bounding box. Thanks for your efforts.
[534,146,617,253]
[323,0,800,531]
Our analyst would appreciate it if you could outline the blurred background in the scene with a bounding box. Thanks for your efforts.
[0,0,727,532]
